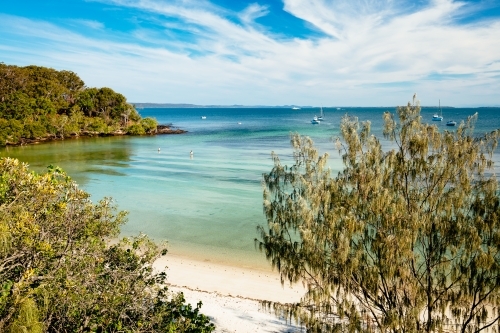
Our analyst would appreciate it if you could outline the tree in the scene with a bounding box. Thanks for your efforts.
[95,87,128,123]
[0,158,215,332]
[0,63,154,145]
[75,87,98,117]
[56,70,85,96]
[257,97,500,332]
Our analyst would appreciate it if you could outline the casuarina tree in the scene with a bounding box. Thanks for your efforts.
[257,96,500,332]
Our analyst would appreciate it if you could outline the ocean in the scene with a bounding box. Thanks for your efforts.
[2,106,500,269]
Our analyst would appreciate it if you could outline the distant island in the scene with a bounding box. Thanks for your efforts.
[133,103,468,109]
[133,103,315,109]
[0,63,185,146]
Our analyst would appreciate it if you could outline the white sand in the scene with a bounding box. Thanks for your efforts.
[169,287,302,333]
[154,253,306,332]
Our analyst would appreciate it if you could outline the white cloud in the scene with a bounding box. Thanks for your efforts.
[0,0,499,106]
[68,19,105,30]
[239,3,270,24]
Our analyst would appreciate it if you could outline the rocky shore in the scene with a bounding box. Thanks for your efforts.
[6,124,187,146]
[156,124,187,134]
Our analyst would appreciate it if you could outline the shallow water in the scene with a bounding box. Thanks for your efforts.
[2,107,500,269]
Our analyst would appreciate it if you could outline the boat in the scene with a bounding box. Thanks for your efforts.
[432,114,443,121]
[201,116,206,119]
[432,100,443,121]
[292,106,300,110]
[311,116,320,124]
[446,120,456,126]
[317,107,324,121]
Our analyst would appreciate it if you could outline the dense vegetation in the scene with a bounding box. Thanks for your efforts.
[0,63,158,146]
[0,158,215,332]
[258,96,500,332]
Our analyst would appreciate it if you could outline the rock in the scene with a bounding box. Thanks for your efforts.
[4,124,186,147]
[156,125,187,135]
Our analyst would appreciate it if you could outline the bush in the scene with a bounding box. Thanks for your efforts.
[0,158,215,332]
[140,117,158,134]
[87,117,109,133]
[22,120,46,139]
[127,123,146,135]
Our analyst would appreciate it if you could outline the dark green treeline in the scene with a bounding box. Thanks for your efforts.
[0,63,157,146]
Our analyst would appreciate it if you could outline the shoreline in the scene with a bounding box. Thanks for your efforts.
[155,253,306,332]
[170,286,302,332]
[156,252,305,304]
[4,124,186,147]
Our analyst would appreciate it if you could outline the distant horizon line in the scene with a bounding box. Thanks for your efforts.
[132,103,500,109]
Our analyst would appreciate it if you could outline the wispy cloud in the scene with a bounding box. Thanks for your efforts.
[239,3,270,24]
[0,0,499,106]
[67,19,105,30]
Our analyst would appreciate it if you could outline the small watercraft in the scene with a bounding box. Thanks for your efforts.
[317,107,324,121]
[432,100,443,121]
[446,120,457,126]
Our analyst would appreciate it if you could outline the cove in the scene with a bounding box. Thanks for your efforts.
[2,106,499,269]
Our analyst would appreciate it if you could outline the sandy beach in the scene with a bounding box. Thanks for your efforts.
[154,253,306,332]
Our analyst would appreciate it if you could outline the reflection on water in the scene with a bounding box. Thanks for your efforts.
[0,136,133,185]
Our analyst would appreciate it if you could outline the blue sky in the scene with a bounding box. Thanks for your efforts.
[1,0,500,106]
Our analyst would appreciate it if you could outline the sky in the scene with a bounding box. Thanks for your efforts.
[1,0,500,107]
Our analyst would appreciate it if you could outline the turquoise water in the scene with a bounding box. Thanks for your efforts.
[2,107,500,268]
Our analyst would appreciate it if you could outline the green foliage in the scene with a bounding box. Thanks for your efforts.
[0,119,23,145]
[0,63,156,146]
[75,87,98,117]
[22,120,46,139]
[257,96,500,332]
[127,123,146,135]
[8,298,43,333]
[0,158,215,332]
[86,116,109,133]
[141,117,159,134]
[126,118,158,135]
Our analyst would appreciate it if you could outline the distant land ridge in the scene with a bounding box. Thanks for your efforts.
[133,103,500,109]
[133,103,314,108]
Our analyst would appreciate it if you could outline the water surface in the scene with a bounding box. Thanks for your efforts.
[2,107,499,269]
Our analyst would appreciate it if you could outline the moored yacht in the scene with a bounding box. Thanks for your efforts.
[317,107,324,121]
[432,100,443,121]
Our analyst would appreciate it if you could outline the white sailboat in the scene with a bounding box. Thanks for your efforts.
[317,107,324,121]
[432,100,443,121]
